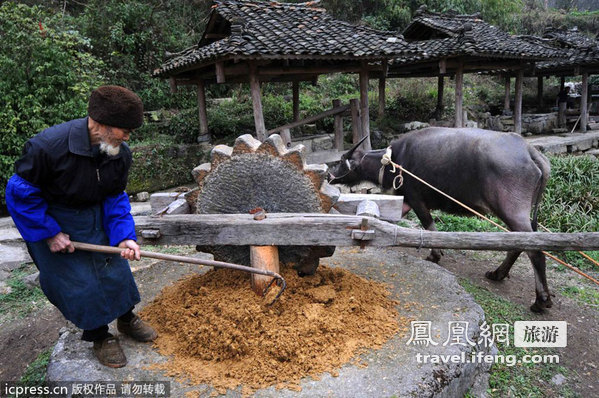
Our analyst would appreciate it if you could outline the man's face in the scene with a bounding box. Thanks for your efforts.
[99,126,132,156]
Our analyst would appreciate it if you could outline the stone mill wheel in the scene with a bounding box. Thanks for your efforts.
[192,134,340,275]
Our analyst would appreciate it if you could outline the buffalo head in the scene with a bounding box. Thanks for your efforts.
[327,135,369,185]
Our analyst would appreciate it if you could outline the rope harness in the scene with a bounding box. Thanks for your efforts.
[380,147,404,190]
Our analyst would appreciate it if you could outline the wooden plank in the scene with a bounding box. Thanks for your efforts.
[267,104,349,134]
[134,213,599,251]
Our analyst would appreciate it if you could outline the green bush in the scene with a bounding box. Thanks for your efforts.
[127,143,209,194]
[0,2,103,206]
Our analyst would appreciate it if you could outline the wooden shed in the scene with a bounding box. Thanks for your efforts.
[390,6,562,133]
[517,28,599,132]
[153,0,419,146]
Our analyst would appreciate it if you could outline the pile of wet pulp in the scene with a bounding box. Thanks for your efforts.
[141,265,402,394]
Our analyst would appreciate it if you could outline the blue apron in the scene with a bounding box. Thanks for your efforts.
[26,203,140,330]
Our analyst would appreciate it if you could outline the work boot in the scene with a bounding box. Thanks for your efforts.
[93,336,127,368]
[117,314,158,342]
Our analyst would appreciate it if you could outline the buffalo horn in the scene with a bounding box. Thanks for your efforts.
[344,135,369,158]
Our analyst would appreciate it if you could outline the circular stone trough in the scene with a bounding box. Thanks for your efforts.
[47,247,493,397]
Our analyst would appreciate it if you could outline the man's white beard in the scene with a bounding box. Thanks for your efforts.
[99,141,120,156]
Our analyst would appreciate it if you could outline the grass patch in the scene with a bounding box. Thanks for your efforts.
[432,212,504,233]
[0,264,48,322]
[561,285,599,307]
[19,347,52,386]
[459,279,575,398]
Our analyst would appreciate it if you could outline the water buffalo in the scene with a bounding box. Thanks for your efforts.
[328,127,552,312]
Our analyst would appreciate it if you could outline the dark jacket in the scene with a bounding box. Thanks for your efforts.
[6,117,136,245]
[15,117,131,206]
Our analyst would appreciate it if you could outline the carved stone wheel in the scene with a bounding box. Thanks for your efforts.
[192,134,340,275]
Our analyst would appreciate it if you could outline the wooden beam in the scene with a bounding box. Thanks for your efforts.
[350,98,362,144]
[333,99,344,150]
[359,64,371,150]
[267,104,349,134]
[215,61,225,83]
[378,59,387,119]
[436,75,444,119]
[196,80,209,141]
[580,72,589,133]
[504,75,511,112]
[537,76,544,110]
[168,77,178,94]
[514,70,523,134]
[292,81,300,122]
[249,62,266,141]
[454,63,464,128]
[439,58,447,74]
[134,213,599,251]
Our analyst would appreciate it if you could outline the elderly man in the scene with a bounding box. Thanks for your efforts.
[6,85,157,368]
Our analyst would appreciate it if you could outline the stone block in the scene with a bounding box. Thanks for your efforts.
[334,193,403,222]
[312,136,333,151]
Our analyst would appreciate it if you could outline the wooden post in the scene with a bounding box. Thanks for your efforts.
[537,76,544,110]
[560,76,565,91]
[580,72,589,133]
[359,64,371,150]
[249,246,279,297]
[197,80,210,142]
[378,59,387,119]
[280,128,292,148]
[215,62,225,84]
[454,63,464,128]
[350,98,362,144]
[333,99,343,150]
[436,75,445,119]
[504,75,511,113]
[249,62,266,141]
[514,70,523,135]
[292,81,300,122]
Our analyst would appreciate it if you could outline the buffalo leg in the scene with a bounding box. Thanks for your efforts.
[485,250,521,281]
[491,211,552,312]
[527,250,552,313]
[410,202,443,263]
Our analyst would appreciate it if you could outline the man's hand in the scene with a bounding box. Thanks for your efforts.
[47,232,75,253]
[118,239,141,261]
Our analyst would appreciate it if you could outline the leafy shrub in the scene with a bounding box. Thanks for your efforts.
[0,2,103,206]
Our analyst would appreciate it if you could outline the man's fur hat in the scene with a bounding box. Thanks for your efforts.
[88,85,144,129]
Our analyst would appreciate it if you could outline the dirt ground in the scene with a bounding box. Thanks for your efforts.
[1,247,597,396]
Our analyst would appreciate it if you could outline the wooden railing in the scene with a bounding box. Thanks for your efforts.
[267,98,366,150]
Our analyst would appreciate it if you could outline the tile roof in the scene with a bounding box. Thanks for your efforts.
[396,7,563,64]
[154,0,418,78]
[516,28,599,74]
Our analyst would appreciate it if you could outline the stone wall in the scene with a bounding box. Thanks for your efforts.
[482,112,558,135]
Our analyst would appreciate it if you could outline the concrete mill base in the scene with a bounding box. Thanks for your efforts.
[47,247,493,397]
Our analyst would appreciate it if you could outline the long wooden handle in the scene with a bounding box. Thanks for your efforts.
[71,241,281,278]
